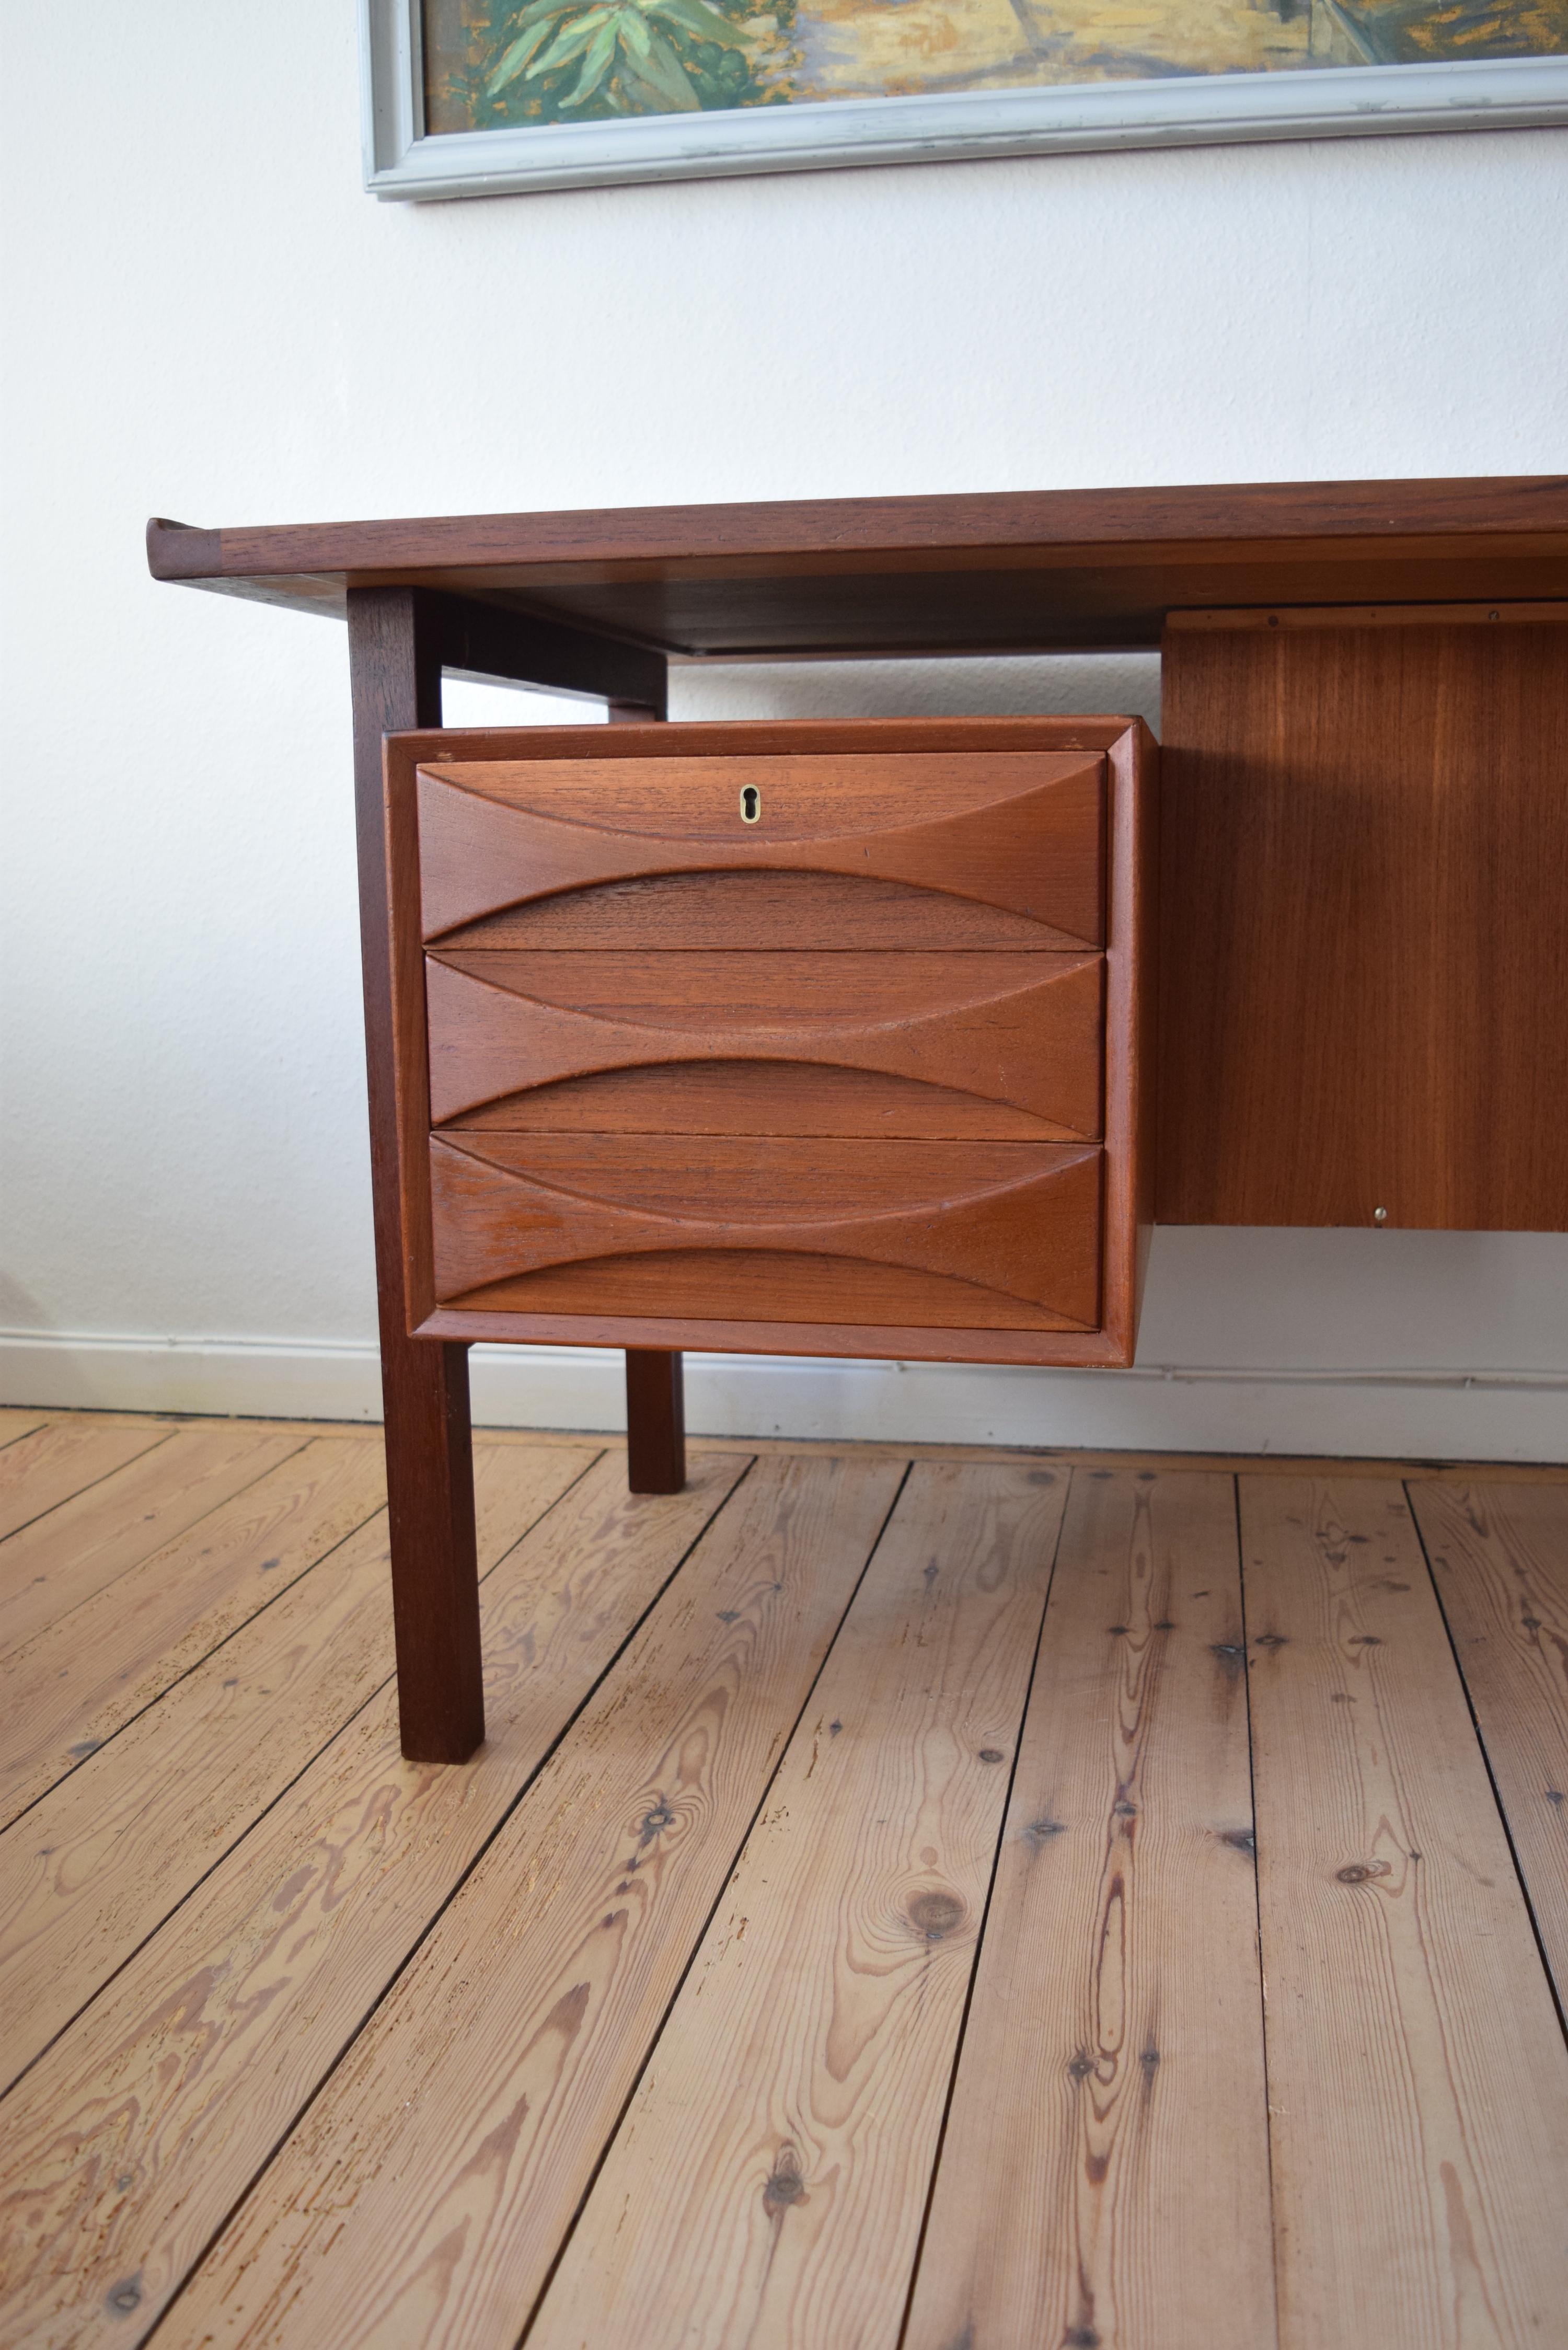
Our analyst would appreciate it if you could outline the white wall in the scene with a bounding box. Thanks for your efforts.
[3,1,1567,1458]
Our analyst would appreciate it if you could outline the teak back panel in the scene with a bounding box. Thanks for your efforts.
[1159,609,1568,1230]
[385,718,1157,1366]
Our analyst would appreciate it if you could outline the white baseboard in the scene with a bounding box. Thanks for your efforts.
[3,1327,1568,1461]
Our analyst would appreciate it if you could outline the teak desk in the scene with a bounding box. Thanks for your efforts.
[149,478,1568,1760]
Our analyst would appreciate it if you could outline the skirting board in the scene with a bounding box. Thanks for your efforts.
[3,1329,1568,1462]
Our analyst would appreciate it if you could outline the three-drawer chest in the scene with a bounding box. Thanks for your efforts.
[387,716,1157,1370]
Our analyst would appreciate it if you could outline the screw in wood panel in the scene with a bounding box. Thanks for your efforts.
[739,784,761,824]
[1374,1206,1389,1224]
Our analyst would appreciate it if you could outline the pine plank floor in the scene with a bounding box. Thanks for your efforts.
[1,1413,1565,2350]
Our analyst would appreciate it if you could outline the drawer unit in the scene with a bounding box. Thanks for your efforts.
[386,717,1156,1366]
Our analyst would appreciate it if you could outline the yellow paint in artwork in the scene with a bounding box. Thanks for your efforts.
[783,0,1027,92]
[782,0,1312,100]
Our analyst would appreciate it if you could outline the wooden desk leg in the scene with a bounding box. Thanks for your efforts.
[607,695,687,1492]
[349,588,483,1764]
[626,1349,687,1492]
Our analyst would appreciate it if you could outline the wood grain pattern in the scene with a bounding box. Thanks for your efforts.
[1159,614,1568,1229]
[906,1469,1275,2350]
[728,1439,1568,1478]
[446,869,1074,954]
[1240,1476,1568,2349]
[429,1134,1102,1329]
[0,1442,594,2093]
[0,1411,47,1449]
[428,583,667,709]
[146,477,1568,654]
[417,1301,1134,1365]
[425,951,1103,1138]
[0,1438,386,1827]
[162,555,1568,660]
[1102,716,1158,1358]
[11,1421,1568,2344]
[1407,1479,1568,2008]
[625,1348,685,1494]
[605,661,685,1509]
[530,1459,1066,2350]
[160,1452,902,2350]
[416,750,1105,946]
[384,719,1152,1364]
[349,586,483,1765]
[0,1423,303,1659]
[0,1418,172,1543]
[0,1450,747,2350]
[153,475,1568,577]
[1172,600,1568,634]
[436,1249,1100,1335]
[444,1131,1091,1220]
[393,722,1136,774]
[428,745,1102,833]
[451,1057,1086,1141]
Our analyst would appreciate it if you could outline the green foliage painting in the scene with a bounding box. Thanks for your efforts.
[424,0,1568,132]
[427,0,777,125]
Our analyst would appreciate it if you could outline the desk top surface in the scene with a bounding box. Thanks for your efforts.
[147,476,1568,659]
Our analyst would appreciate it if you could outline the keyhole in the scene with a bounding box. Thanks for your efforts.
[740,785,761,825]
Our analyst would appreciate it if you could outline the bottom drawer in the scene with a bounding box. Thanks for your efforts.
[429,1134,1101,1333]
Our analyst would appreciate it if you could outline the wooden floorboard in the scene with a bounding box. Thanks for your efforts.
[0,1436,387,1828]
[1408,1478,1568,2013]
[0,1441,597,2093]
[1241,1474,1568,2350]
[4,1416,1568,2350]
[162,1450,903,2350]
[0,1417,174,1544]
[906,1467,1276,2350]
[705,1434,1568,1481]
[529,1459,1064,2350]
[14,1406,1567,1482]
[0,1421,305,1660]
[0,1450,750,2350]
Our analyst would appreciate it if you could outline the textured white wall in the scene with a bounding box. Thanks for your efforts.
[3,1,1567,1455]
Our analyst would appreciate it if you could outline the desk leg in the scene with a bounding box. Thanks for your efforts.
[607,695,688,1492]
[349,589,483,1764]
[626,1349,687,1492]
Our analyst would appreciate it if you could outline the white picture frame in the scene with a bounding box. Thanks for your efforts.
[361,0,1568,201]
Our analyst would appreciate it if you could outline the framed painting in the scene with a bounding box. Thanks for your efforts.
[362,1,1568,195]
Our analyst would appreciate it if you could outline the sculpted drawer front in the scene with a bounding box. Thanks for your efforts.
[428,1135,1102,1332]
[416,747,1105,951]
[385,717,1157,1365]
[425,951,1104,1142]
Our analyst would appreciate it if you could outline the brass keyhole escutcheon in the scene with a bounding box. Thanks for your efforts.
[740,784,761,825]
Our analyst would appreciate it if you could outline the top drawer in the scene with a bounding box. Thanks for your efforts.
[416,748,1105,951]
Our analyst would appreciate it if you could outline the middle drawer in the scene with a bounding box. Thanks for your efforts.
[426,949,1104,1143]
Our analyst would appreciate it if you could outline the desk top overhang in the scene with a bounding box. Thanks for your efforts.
[147,475,1568,663]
